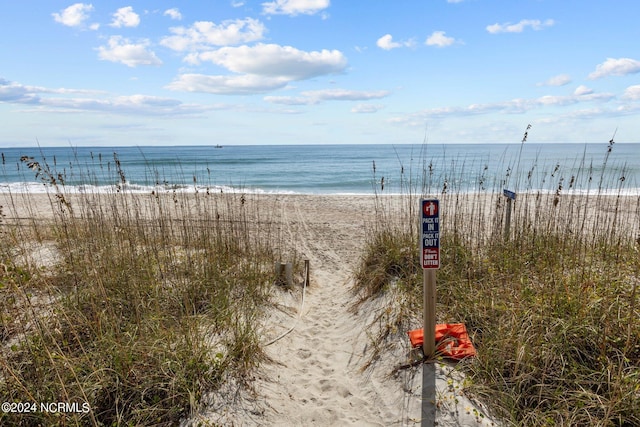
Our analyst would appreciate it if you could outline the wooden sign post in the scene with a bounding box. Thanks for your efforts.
[421,199,440,358]
[423,269,436,358]
[503,189,516,241]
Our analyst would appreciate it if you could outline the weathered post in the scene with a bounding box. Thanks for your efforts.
[503,189,516,241]
[304,259,310,285]
[274,262,284,284]
[284,262,293,287]
[421,198,440,427]
[421,199,440,358]
[423,269,436,358]
[275,262,293,286]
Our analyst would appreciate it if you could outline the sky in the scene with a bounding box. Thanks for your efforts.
[1,0,640,147]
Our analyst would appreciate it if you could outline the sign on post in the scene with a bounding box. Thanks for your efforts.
[502,189,516,240]
[503,189,516,200]
[421,199,440,269]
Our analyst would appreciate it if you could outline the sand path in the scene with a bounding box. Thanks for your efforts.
[195,194,500,426]
[256,195,399,425]
[1,192,501,425]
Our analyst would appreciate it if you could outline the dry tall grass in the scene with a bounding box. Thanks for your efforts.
[356,138,640,426]
[0,153,286,425]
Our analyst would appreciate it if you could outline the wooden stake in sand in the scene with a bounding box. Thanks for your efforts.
[275,261,294,286]
[421,199,440,358]
[503,189,516,241]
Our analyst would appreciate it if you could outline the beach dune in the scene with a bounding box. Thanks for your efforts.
[1,192,501,426]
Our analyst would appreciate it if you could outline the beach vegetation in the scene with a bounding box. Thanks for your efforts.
[0,153,288,426]
[355,135,640,425]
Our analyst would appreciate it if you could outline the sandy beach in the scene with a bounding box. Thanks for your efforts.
[0,191,508,426]
[3,190,640,425]
[4,190,640,425]
[189,193,499,426]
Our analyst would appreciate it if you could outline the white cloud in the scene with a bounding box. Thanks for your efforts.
[574,85,593,96]
[39,94,216,116]
[376,34,401,50]
[161,18,266,51]
[169,44,346,96]
[110,6,140,28]
[97,36,162,67]
[0,78,213,116]
[263,95,311,105]
[163,8,182,21]
[390,89,615,125]
[537,91,614,106]
[622,85,640,100]
[351,104,384,113]
[43,95,182,113]
[166,73,290,95]
[264,89,389,105]
[262,0,330,16]
[588,57,640,80]
[486,19,555,34]
[193,43,347,80]
[303,88,389,101]
[0,79,105,102]
[52,3,94,28]
[0,78,40,103]
[425,31,456,48]
[376,34,415,50]
[117,94,181,107]
[538,74,571,87]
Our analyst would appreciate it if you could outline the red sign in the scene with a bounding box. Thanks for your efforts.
[422,248,439,268]
[423,200,438,217]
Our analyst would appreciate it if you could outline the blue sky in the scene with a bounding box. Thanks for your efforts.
[1,0,639,147]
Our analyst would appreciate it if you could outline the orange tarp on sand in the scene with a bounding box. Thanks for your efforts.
[407,323,476,360]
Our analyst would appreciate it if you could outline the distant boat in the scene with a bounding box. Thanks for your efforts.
[214,145,223,148]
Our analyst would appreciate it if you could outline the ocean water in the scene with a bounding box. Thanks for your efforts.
[0,143,638,195]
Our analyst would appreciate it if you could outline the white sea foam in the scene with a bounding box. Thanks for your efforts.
[2,181,637,197]
[0,181,300,195]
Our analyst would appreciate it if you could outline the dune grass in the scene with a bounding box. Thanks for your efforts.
[0,153,286,426]
[355,139,640,425]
